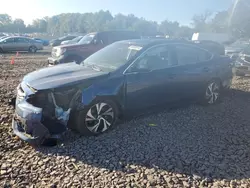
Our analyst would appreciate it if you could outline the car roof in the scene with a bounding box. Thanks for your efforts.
[4,36,31,39]
[118,38,192,47]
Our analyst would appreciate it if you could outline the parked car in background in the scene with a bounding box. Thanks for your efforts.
[0,36,8,40]
[13,39,233,145]
[61,36,84,45]
[33,38,50,46]
[192,40,225,55]
[225,40,250,60]
[192,32,232,44]
[50,35,78,47]
[0,36,43,53]
[48,30,141,65]
[233,44,250,76]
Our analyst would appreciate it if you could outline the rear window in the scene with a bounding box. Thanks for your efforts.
[175,44,212,65]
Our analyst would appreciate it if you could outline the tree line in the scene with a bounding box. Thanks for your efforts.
[0,0,249,39]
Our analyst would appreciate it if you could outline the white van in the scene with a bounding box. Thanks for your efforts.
[192,32,232,44]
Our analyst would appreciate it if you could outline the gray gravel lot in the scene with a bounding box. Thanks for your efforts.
[1,52,250,187]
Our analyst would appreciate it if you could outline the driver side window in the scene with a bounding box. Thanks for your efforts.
[130,45,176,72]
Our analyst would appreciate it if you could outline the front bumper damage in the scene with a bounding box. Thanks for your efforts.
[12,95,67,145]
[12,109,51,145]
[12,82,81,145]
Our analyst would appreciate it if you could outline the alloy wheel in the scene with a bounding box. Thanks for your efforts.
[85,102,114,133]
[205,82,220,104]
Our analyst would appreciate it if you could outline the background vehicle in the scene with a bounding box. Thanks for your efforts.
[0,36,43,53]
[0,36,8,40]
[13,39,233,145]
[193,40,225,55]
[49,35,78,47]
[61,36,84,45]
[225,40,250,60]
[192,32,232,44]
[48,30,141,65]
[233,44,250,76]
[33,38,50,46]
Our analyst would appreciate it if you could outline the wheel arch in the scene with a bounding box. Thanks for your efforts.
[208,77,222,87]
[93,95,124,118]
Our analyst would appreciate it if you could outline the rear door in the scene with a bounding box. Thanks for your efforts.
[14,37,30,51]
[173,44,214,99]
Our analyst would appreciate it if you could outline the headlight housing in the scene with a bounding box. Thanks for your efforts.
[55,47,66,57]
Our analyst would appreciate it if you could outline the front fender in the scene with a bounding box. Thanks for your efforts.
[81,76,125,107]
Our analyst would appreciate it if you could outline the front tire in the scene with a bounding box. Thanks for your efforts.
[202,80,221,105]
[75,99,118,136]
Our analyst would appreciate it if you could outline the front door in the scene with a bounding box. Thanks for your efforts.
[2,38,15,51]
[124,44,181,110]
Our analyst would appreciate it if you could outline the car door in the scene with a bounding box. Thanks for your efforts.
[1,38,15,51]
[14,37,30,51]
[124,44,181,110]
[173,44,214,99]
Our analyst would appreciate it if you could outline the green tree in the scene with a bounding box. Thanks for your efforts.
[159,20,180,37]
[192,10,213,32]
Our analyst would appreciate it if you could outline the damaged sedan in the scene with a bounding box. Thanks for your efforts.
[13,39,233,145]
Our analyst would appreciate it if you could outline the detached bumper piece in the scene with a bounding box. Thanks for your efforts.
[13,99,67,146]
[12,114,50,145]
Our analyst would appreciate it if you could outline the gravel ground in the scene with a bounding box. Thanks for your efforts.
[1,52,250,187]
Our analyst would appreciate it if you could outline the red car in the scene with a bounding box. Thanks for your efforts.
[48,30,141,66]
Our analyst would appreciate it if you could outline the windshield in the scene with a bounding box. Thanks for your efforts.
[78,34,95,44]
[58,36,68,40]
[82,42,143,71]
[72,36,83,42]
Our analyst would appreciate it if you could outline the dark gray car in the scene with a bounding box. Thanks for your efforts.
[0,36,43,53]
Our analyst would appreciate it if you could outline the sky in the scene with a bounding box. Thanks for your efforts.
[0,0,234,25]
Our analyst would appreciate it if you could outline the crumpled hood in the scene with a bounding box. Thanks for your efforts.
[23,63,109,90]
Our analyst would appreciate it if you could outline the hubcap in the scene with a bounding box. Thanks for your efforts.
[85,103,114,133]
[205,82,220,104]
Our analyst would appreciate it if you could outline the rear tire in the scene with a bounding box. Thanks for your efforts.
[29,46,37,53]
[74,99,119,136]
[202,79,221,105]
